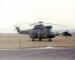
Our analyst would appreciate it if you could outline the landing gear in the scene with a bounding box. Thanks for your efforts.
[32,38,52,41]
[32,38,35,41]
[39,38,42,41]
[49,38,52,41]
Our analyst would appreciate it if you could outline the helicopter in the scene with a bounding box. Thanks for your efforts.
[15,21,70,41]
[62,31,72,37]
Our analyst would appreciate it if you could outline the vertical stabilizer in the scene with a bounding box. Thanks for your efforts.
[16,27,21,33]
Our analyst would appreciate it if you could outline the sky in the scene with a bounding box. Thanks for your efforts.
[0,0,75,33]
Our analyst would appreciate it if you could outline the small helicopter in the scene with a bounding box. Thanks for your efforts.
[62,31,72,37]
[15,21,70,41]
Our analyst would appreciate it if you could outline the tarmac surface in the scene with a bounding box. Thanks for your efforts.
[0,48,75,60]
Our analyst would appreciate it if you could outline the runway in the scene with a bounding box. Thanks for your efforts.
[0,48,75,60]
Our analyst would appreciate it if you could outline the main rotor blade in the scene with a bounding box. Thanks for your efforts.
[29,23,37,26]
[29,21,44,26]
[45,23,68,27]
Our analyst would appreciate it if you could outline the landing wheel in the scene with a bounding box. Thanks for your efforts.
[49,38,52,41]
[39,38,42,41]
[32,38,35,41]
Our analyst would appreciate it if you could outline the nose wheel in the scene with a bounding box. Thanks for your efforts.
[32,38,35,41]
[49,38,52,41]
[39,38,42,41]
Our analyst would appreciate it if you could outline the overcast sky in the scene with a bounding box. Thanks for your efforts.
[0,0,75,33]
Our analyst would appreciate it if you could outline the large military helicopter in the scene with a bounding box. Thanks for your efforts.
[15,21,67,41]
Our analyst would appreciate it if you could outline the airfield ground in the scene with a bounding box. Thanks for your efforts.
[0,34,75,49]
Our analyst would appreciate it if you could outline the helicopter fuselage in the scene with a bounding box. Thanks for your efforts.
[30,29,56,39]
[28,25,56,41]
